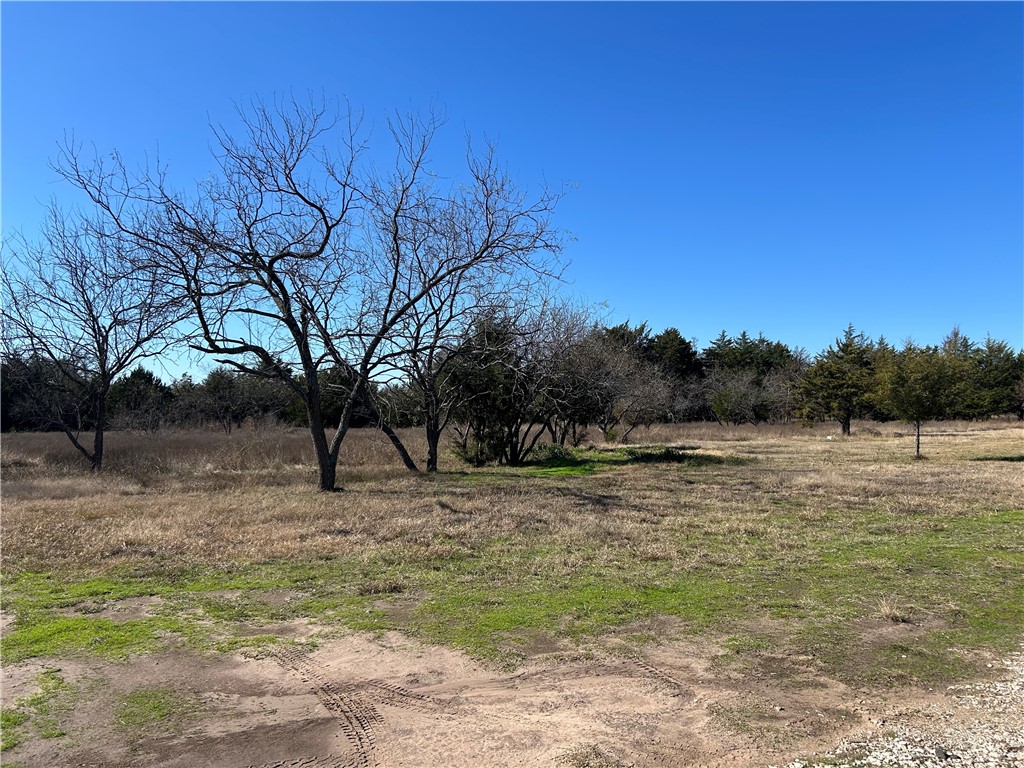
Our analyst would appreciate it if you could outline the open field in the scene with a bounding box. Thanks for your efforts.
[1,421,1022,767]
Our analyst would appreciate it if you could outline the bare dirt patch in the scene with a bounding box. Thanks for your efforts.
[56,596,166,622]
[0,629,904,768]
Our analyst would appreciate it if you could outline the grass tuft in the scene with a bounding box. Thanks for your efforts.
[115,687,201,735]
[0,670,82,751]
[874,595,917,624]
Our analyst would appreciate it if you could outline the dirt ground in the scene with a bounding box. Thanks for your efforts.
[1,618,970,768]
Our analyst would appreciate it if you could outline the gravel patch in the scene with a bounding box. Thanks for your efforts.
[768,645,1024,768]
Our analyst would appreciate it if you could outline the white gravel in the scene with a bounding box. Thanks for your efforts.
[767,645,1024,768]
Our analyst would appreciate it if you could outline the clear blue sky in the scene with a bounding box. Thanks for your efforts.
[4,1,1022,368]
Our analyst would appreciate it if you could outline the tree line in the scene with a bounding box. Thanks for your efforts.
[4,319,1021,467]
[2,97,1021,486]
[0,360,375,436]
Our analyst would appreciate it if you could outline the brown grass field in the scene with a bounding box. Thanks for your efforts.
[1,420,1022,767]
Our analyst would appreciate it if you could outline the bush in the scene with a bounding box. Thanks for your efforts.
[530,443,578,464]
[451,433,503,467]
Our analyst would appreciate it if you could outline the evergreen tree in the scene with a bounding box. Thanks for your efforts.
[874,344,953,458]
[940,327,983,420]
[108,366,173,431]
[649,328,703,380]
[701,331,805,424]
[449,316,544,466]
[972,337,1023,419]
[603,322,654,361]
[798,325,876,435]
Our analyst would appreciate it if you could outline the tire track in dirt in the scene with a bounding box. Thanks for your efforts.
[267,645,462,767]
[495,657,696,700]
[628,658,696,699]
[70,751,367,768]
[68,759,366,768]
[72,750,366,767]
[72,761,363,768]
[355,678,454,715]
[244,756,367,768]
[72,653,700,768]
[270,645,453,714]
[269,645,381,767]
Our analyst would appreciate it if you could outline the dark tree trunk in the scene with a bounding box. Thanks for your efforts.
[316,448,338,491]
[62,426,95,468]
[361,393,418,472]
[841,416,851,436]
[380,418,419,472]
[306,393,339,491]
[915,419,922,459]
[425,423,441,473]
[311,427,338,491]
[423,390,441,473]
[91,394,106,472]
[570,423,583,447]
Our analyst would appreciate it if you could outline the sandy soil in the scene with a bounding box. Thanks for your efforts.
[2,622,910,768]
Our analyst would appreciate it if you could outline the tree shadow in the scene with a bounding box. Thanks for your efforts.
[619,446,747,466]
[523,445,749,474]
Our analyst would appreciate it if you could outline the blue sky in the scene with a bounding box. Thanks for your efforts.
[4,1,1022,370]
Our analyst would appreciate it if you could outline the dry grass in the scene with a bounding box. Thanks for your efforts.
[1,419,1022,683]
[1,426,427,491]
[1,421,1021,572]
[874,595,917,624]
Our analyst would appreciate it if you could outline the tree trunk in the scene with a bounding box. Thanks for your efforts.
[570,424,583,447]
[426,430,439,473]
[425,423,440,473]
[380,418,419,472]
[307,395,339,491]
[363,394,418,472]
[310,427,338,491]
[423,391,441,473]
[62,425,95,468]
[316,447,338,491]
[915,419,922,459]
[841,416,851,436]
[90,391,109,472]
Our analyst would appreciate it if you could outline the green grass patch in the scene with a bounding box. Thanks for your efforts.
[115,687,200,735]
[0,670,83,751]
[728,509,1024,685]
[1,709,30,750]
[721,633,773,656]
[0,555,404,663]
[2,494,1021,690]
[411,554,743,662]
[621,446,739,466]
[1,615,194,664]
[519,461,605,478]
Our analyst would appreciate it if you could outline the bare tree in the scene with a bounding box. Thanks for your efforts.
[540,308,608,447]
[582,332,672,442]
[1,207,183,470]
[58,97,562,490]
[380,274,483,472]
